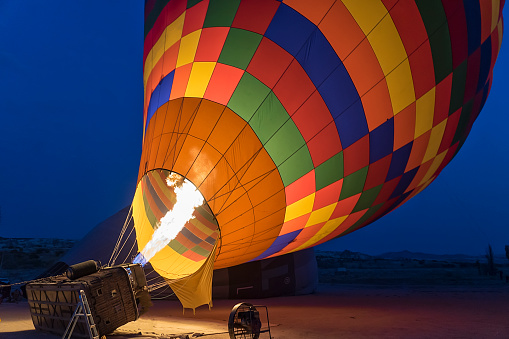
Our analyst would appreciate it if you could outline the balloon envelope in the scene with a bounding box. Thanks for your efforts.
[133,0,504,279]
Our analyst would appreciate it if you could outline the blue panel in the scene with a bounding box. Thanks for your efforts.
[333,99,368,149]
[146,70,174,130]
[386,141,413,181]
[389,167,418,199]
[250,230,300,261]
[265,3,316,57]
[369,118,394,164]
[477,36,492,92]
[296,29,342,87]
[463,0,481,56]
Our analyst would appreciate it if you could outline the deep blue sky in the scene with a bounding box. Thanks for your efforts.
[0,2,507,256]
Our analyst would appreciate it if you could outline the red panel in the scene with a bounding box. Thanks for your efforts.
[232,0,280,35]
[393,102,416,151]
[273,60,316,115]
[313,180,342,210]
[144,0,187,67]
[437,108,461,154]
[195,27,229,62]
[389,0,428,55]
[246,37,293,89]
[306,123,342,167]
[182,0,209,36]
[433,73,452,126]
[330,193,360,218]
[284,170,315,205]
[405,130,430,172]
[364,154,392,191]
[343,134,370,177]
[408,41,435,99]
[373,176,401,206]
[464,48,481,104]
[204,63,244,105]
[291,91,334,142]
[443,0,468,69]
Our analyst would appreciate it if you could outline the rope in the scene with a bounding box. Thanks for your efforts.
[0,274,66,289]
[108,205,133,267]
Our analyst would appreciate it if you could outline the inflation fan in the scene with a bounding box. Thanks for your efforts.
[228,302,271,339]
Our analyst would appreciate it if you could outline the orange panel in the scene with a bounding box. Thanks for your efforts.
[361,79,393,131]
[284,170,315,205]
[405,130,430,172]
[343,38,385,97]
[169,63,193,100]
[331,192,360,218]
[186,142,222,188]
[404,158,433,194]
[208,108,247,154]
[246,170,285,207]
[171,135,206,177]
[280,214,310,236]
[319,1,365,61]
[161,42,180,81]
[188,99,224,140]
[393,102,416,150]
[284,0,335,25]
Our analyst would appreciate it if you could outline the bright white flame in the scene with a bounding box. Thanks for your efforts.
[133,173,203,266]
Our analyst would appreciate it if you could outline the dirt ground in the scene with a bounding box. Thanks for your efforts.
[1,283,508,339]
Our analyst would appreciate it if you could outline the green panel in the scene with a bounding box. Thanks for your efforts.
[250,92,289,144]
[315,152,344,191]
[452,98,473,146]
[218,28,263,70]
[429,24,452,84]
[169,239,188,254]
[203,0,241,28]
[142,189,158,228]
[265,119,306,166]
[416,0,452,84]
[449,59,468,114]
[278,148,314,187]
[228,73,271,121]
[352,185,383,213]
[339,166,369,201]
[192,245,211,257]
[187,0,204,9]
[145,0,171,38]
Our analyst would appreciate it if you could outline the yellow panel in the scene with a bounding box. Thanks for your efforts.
[185,62,216,97]
[144,12,186,86]
[368,15,408,75]
[491,0,500,33]
[304,203,336,227]
[284,193,315,222]
[296,215,347,251]
[342,0,388,35]
[386,59,415,114]
[414,87,435,138]
[176,30,202,68]
[422,119,447,163]
[418,149,447,186]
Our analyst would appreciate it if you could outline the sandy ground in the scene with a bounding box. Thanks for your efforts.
[1,283,508,339]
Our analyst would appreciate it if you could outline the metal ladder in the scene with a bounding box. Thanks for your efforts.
[62,289,100,339]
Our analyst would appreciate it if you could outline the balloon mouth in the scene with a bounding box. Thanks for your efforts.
[132,169,220,278]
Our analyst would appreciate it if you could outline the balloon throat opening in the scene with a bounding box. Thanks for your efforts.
[133,172,206,267]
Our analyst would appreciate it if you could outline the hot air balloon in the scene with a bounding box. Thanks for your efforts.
[128,0,504,310]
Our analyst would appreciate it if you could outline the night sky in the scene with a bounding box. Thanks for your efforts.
[0,1,507,256]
